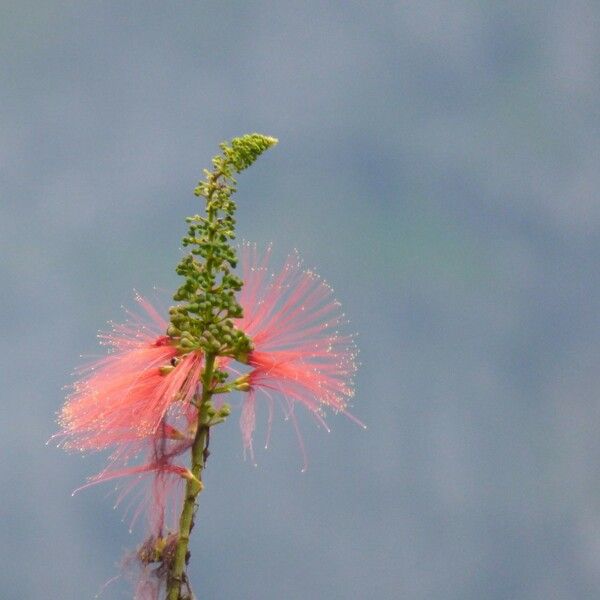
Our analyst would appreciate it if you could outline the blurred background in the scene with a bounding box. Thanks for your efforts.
[2,2,600,599]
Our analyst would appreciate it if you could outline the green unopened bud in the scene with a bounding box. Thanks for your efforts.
[233,374,251,391]
[235,351,249,365]
[166,325,180,337]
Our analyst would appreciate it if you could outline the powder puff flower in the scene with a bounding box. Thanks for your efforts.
[56,295,206,598]
[236,244,361,464]
[58,295,203,454]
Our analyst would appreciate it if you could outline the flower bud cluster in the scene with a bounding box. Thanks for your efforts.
[219,134,279,172]
[198,400,232,427]
[169,134,278,363]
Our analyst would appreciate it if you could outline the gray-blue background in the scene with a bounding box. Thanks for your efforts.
[2,2,600,599]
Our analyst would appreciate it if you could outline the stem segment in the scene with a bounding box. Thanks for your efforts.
[166,353,216,600]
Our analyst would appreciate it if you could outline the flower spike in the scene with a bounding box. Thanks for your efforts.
[57,134,361,600]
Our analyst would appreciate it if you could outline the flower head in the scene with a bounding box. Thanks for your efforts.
[236,244,361,463]
[58,295,203,454]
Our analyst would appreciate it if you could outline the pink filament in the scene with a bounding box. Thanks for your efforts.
[236,244,360,456]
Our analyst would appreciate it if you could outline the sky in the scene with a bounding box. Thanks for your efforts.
[2,2,600,599]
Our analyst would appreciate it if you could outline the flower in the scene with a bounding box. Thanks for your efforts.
[57,293,227,537]
[236,244,361,464]
[58,295,203,454]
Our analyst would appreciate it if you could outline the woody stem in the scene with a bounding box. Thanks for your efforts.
[166,352,216,600]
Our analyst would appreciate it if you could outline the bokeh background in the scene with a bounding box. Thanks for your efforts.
[2,2,600,599]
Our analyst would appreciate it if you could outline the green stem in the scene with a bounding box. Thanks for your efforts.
[167,169,224,600]
[166,358,216,600]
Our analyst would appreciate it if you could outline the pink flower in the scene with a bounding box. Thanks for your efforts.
[59,295,203,454]
[56,295,205,597]
[236,245,361,464]
[57,294,209,539]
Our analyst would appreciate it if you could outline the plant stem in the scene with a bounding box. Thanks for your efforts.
[168,169,222,600]
[166,353,216,600]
